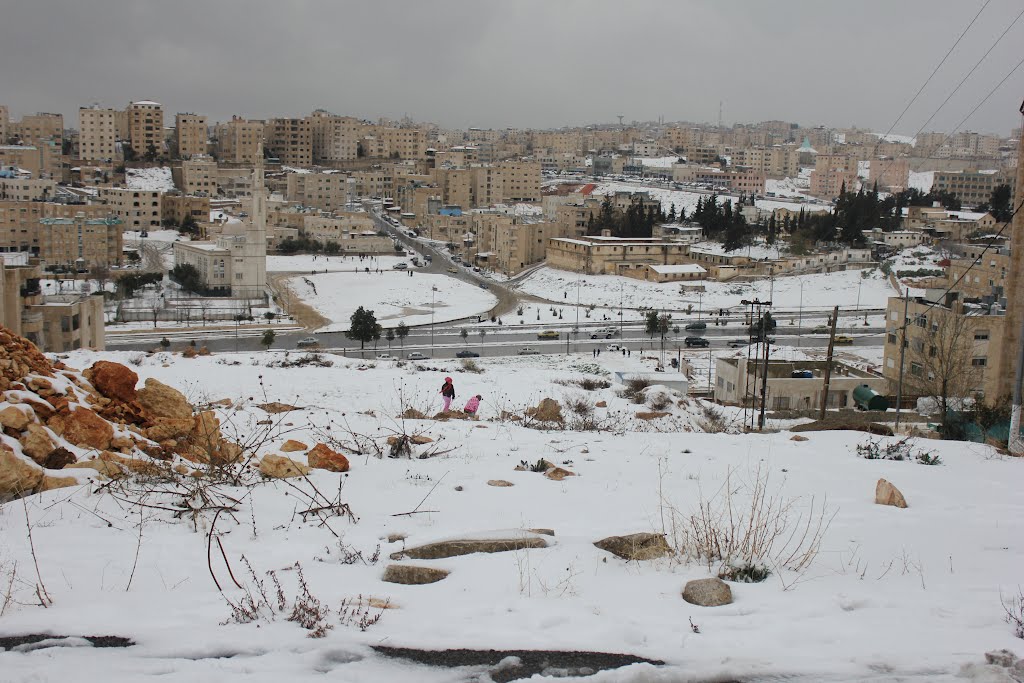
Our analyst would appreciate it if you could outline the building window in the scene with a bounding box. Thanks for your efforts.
[971,357,987,367]
[974,331,989,340]
[910,362,923,377]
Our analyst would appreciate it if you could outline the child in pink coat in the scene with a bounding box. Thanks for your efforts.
[463,394,482,416]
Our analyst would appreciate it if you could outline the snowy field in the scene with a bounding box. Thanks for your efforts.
[517,266,900,313]
[909,171,935,193]
[267,254,399,273]
[286,266,498,331]
[588,180,834,216]
[1,348,1021,682]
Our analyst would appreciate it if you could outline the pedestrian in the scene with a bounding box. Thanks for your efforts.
[622,348,626,356]
[597,348,601,357]
[463,394,482,416]
[627,348,631,356]
[440,376,456,412]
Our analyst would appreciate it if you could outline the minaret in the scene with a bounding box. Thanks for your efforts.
[997,101,1024,405]
[237,144,267,297]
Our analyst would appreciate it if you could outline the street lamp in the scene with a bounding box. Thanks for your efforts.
[575,278,581,353]
[430,285,437,352]
[797,280,804,348]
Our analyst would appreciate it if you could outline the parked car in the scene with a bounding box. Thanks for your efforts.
[684,322,707,331]
[590,327,618,339]
[392,262,409,270]
[727,339,749,348]
[447,267,458,274]
[407,352,428,360]
[791,370,814,378]
[479,283,489,290]
[377,354,394,360]
[812,325,830,334]
[296,337,320,348]
[536,330,560,340]
[606,343,624,352]
[517,347,540,355]
[684,336,710,348]
[456,350,480,358]
[834,335,854,345]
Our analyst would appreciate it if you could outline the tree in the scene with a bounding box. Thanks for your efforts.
[346,306,380,353]
[179,214,200,237]
[460,328,469,345]
[478,328,487,352]
[159,337,170,350]
[385,327,395,348]
[171,263,205,294]
[987,184,1013,223]
[260,329,276,350]
[644,310,660,340]
[396,321,409,347]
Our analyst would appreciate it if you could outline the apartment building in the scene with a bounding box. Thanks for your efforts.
[266,118,313,166]
[285,171,351,211]
[809,153,859,199]
[11,113,63,146]
[728,168,766,196]
[531,132,582,156]
[379,126,428,161]
[946,247,1009,298]
[100,187,162,231]
[0,178,57,202]
[177,156,218,195]
[433,167,474,209]
[869,157,910,192]
[215,116,265,164]
[715,357,887,410]
[499,160,542,202]
[300,214,391,253]
[932,169,1015,208]
[349,169,391,198]
[0,200,43,253]
[127,100,164,157]
[474,216,559,275]
[0,106,7,141]
[78,106,119,163]
[37,214,123,269]
[545,235,692,276]
[728,146,799,178]
[882,291,1004,401]
[310,111,362,162]
[175,113,208,159]
[162,194,211,227]
[0,142,61,177]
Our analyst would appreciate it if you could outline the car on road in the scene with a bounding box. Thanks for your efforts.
[455,350,480,358]
[536,330,560,340]
[392,262,409,270]
[377,354,394,360]
[812,325,830,333]
[479,283,489,290]
[589,327,618,339]
[684,322,707,331]
[834,334,854,345]
[407,352,428,360]
[296,337,320,348]
[727,339,750,348]
[606,343,624,352]
[447,267,458,274]
[684,336,710,348]
[517,347,540,355]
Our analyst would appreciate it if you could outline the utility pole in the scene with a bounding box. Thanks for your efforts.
[758,334,771,430]
[894,292,910,432]
[818,305,840,421]
[1009,316,1024,454]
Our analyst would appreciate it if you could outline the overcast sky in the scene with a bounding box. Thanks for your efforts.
[2,0,1022,135]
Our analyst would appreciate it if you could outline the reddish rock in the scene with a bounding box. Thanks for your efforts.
[307,443,350,472]
[0,405,33,431]
[85,361,139,403]
[21,398,54,421]
[49,406,114,451]
[42,447,77,470]
[19,423,55,463]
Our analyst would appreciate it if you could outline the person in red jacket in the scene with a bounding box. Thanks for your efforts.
[440,376,456,412]
[463,394,482,416]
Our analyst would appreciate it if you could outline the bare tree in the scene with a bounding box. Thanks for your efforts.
[89,264,111,296]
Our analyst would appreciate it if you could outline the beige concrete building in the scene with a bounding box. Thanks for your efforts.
[474,218,558,275]
[11,113,63,146]
[996,119,1024,406]
[178,156,218,195]
[715,357,888,410]
[310,111,362,162]
[127,100,164,158]
[546,235,692,276]
[100,187,162,231]
[810,153,859,199]
[266,117,313,166]
[175,113,208,159]
[286,171,351,211]
[215,116,265,164]
[0,178,57,202]
[78,106,120,163]
[947,247,1009,298]
[932,169,1015,209]
[869,156,910,192]
[37,215,123,269]
[301,213,391,253]
[0,143,61,177]
[161,193,211,227]
[0,106,8,142]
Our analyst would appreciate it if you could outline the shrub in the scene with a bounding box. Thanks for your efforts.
[718,562,771,583]
[856,437,940,465]
[647,391,672,411]
[620,378,651,404]
[461,359,483,374]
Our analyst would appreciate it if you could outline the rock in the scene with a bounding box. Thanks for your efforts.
[391,534,550,560]
[42,447,76,470]
[525,398,563,423]
[66,458,124,478]
[635,411,670,420]
[985,650,1018,668]
[137,378,192,420]
[307,443,350,472]
[256,402,300,414]
[110,434,134,451]
[544,467,576,481]
[382,565,450,585]
[19,423,55,463]
[0,445,43,497]
[49,406,113,450]
[21,398,55,421]
[875,478,908,508]
[595,401,607,408]
[387,533,407,543]
[188,411,222,456]
[98,451,162,475]
[594,533,673,561]
[487,479,514,487]
[0,405,33,431]
[280,439,308,453]
[401,408,427,420]
[84,361,139,403]
[410,435,434,445]
[39,475,79,492]
[790,435,809,441]
[682,578,733,606]
[454,485,463,491]
[528,528,555,536]
[145,418,194,442]
[259,454,310,479]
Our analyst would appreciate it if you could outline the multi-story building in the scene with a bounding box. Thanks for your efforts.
[266,117,313,166]
[809,153,859,199]
[474,216,559,275]
[215,116,265,164]
[78,106,119,163]
[932,169,1016,209]
[37,214,123,269]
[127,100,164,158]
[0,106,8,142]
[175,113,208,159]
[285,171,350,212]
[946,246,1009,298]
[177,156,218,195]
[0,178,57,202]
[869,156,910,192]
[0,200,43,253]
[728,168,766,196]
[0,142,61,177]
[545,234,692,276]
[498,160,542,202]
[161,193,211,227]
[310,111,362,162]
[100,187,162,231]
[11,113,63,146]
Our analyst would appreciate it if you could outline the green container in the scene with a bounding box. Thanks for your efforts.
[853,384,890,411]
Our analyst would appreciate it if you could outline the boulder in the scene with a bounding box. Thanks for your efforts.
[19,423,55,463]
[256,402,300,414]
[635,411,671,420]
[525,398,563,423]
[487,479,514,487]
[595,401,607,408]
[21,398,54,422]
[39,475,79,492]
[391,534,549,560]
[66,458,124,478]
[42,447,77,470]
[49,406,113,451]
[307,443,350,472]
[875,478,908,508]
[401,408,427,420]
[190,411,222,452]
[682,577,733,606]
[280,439,308,453]
[145,418,194,442]
[544,467,576,481]
[382,565,450,585]
[259,454,310,479]
[790,435,809,442]
[0,405,33,431]
[85,361,139,403]
[137,378,192,420]
[0,445,43,497]
[410,435,434,445]
[594,533,673,561]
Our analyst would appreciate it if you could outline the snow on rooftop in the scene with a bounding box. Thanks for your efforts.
[873,132,916,145]
[648,263,707,274]
[908,170,934,193]
[638,156,683,169]
[126,167,174,192]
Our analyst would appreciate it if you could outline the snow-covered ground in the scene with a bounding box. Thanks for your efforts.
[1,348,1021,682]
[518,266,899,312]
[908,170,934,193]
[267,254,389,273]
[765,177,812,200]
[286,265,498,331]
[587,180,834,218]
[638,156,682,169]
[125,167,175,192]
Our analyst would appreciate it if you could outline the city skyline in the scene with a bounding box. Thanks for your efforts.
[2,0,1023,135]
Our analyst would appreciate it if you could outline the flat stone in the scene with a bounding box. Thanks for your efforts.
[682,577,733,606]
[594,533,672,560]
[487,479,514,487]
[875,478,908,508]
[390,535,549,560]
[544,467,576,481]
[382,564,450,585]
[790,435,809,442]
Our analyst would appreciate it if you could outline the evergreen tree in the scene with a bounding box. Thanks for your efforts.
[385,327,395,348]
[766,214,777,245]
[346,306,380,352]
[667,204,677,223]
[260,329,275,350]
[396,321,409,347]
[988,183,1013,222]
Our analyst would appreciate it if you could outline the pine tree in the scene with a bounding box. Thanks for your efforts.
[667,204,677,222]
[346,306,380,352]
[396,321,409,347]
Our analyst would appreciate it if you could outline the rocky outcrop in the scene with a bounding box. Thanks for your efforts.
[382,565,450,585]
[681,578,733,606]
[137,379,192,420]
[875,478,908,508]
[306,443,349,472]
[390,534,550,560]
[525,398,563,423]
[84,361,138,404]
[594,533,672,561]
[259,455,310,479]
[0,445,43,498]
